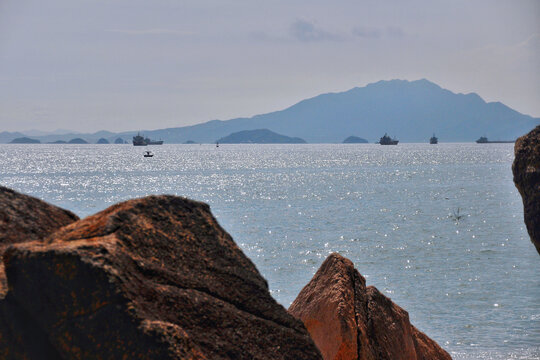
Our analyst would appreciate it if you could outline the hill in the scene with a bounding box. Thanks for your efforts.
[9,137,40,144]
[2,79,538,143]
[343,136,368,143]
[117,79,538,143]
[217,129,307,144]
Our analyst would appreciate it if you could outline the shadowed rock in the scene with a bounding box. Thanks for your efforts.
[0,195,321,359]
[512,125,540,255]
[289,253,451,360]
[0,186,79,297]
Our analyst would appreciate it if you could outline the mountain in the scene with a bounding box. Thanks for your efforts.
[0,132,26,143]
[116,79,538,143]
[2,79,538,143]
[217,129,307,144]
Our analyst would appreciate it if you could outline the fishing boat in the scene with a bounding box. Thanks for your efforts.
[143,151,154,157]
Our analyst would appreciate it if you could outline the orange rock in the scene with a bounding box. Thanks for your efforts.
[289,253,451,360]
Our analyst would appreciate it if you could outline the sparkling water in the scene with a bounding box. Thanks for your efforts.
[0,143,538,359]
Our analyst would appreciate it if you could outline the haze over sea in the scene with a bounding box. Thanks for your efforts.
[0,143,538,359]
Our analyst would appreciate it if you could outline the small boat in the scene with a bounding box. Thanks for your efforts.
[430,134,438,144]
[143,151,154,157]
[216,142,219,148]
[379,133,399,145]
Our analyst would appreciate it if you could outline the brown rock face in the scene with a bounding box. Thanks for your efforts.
[512,125,540,255]
[0,195,321,359]
[289,253,451,360]
[0,186,79,297]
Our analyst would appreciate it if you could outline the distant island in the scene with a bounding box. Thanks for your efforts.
[48,140,67,144]
[114,138,126,144]
[343,136,368,144]
[217,129,307,144]
[184,140,197,144]
[68,138,88,144]
[9,137,40,144]
[96,138,110,144]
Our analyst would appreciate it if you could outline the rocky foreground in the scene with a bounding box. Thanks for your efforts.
[513,125,540,255]
[289,254,451,360]
[0,187,450,359]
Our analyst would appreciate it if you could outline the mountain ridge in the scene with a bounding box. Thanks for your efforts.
[2,79,538,143]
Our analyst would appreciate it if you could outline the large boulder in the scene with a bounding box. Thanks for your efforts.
[512,125,540,255]
[289,253,451,360]
[0,186,79,297]
[0,195,321,359]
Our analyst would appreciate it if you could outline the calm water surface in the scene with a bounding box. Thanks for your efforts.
[0,143,538,359]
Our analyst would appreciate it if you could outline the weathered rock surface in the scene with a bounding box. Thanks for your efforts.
[289,253,451,360]
[512,125,540,255]
[0,186,79,297]
[0,195,321,359]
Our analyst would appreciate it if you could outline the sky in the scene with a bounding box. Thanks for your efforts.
[1,0,539,133]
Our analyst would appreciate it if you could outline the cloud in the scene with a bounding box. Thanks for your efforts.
[517,33,540,50]
[289,19,341,42]
[352,26,405,39]
[352,26,382,38]
[107,29,193,36]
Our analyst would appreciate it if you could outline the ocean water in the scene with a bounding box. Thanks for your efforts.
[0,143,538,359]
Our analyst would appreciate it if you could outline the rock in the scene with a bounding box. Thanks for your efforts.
[0,195,321,359]
[289,253,451,360]
[512,125,540,255]
[0,186,79,297]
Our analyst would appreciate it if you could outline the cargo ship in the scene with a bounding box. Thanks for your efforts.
[379,133,399,145]
[133,133,164,146]
[430,134,438,144]
[475,136,514,144]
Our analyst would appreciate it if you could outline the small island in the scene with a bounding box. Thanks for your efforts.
[184,140,197,144]
[114,138,126,144]
[96,138,110,144]
[68,138,89,144]
[9,137,41,144]
[343,136,368,144]
[217,129,306,144]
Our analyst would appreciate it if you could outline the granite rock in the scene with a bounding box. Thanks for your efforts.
[512,125,540,255]
[289,253,451,360]
[0,195,321,359]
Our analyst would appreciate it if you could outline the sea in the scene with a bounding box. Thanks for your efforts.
[0,143,538,359]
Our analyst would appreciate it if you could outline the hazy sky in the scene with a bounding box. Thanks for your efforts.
[1,0,539,133]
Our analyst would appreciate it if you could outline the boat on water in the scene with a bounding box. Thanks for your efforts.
[379,133,399,145]
[216,141,219,148]
[475,136,514,144]
[143,151,154,157]
[430,134,438,144]
[133,133,164,146]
